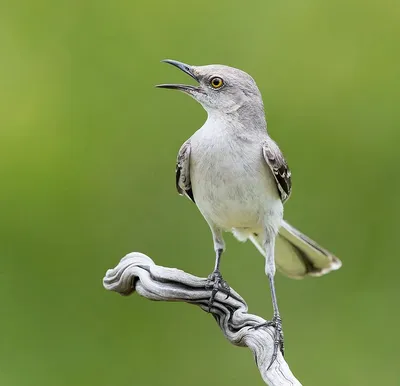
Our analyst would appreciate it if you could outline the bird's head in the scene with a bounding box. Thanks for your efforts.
[156,59,264,115]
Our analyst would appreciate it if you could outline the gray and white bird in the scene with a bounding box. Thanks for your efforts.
[157,59,342,366]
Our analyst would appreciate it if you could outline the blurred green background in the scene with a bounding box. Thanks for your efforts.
[1,0,400,385]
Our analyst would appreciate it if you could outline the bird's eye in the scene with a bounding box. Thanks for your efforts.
[210,77,224,89]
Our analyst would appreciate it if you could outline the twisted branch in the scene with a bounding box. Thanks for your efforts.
[103,252,302,386]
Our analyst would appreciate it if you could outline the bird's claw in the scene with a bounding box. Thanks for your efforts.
[251,315,284,369]
[205,270,230,311]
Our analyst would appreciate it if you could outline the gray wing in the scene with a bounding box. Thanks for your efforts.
[262,139,292,203]
[176,140,195,203]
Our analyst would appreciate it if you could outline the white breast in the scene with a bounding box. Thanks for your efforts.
[189,125,283,232]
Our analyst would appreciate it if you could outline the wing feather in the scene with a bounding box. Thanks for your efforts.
[176,140,195,203]
[262,140,292,203]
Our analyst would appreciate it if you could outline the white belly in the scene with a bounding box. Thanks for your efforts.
[190,132,283,232]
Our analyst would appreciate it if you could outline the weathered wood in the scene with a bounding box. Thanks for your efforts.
[103,252,302,386]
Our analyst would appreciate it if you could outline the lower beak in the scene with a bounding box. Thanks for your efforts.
[156,59,202,93]
[155,83,199,92]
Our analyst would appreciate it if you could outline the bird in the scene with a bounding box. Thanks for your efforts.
[156,59,342,367]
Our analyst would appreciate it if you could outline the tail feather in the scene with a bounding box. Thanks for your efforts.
[249,220,342,279]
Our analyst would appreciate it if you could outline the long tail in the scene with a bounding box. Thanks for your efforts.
[249,220,342,279]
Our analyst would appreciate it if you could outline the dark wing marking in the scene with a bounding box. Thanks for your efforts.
[262,139,292,203]
[176,140,195,203]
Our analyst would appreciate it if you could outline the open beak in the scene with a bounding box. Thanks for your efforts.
[156,59,201,93]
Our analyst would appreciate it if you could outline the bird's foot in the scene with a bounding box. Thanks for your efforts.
[251,315,284,369]
[205,270,230,311]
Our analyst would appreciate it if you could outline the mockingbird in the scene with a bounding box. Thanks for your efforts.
[156,59,342,366]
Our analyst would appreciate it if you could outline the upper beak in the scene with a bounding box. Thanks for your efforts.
[156,59,201,92]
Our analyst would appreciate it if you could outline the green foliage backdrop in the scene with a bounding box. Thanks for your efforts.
[1,0,399,385]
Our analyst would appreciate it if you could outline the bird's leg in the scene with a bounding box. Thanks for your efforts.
[205,229,230,310]
[252,238,284,369]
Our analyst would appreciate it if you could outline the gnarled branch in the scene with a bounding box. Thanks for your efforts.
[103,252,302,386]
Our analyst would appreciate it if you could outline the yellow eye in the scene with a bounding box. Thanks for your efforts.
[210,77,224,89]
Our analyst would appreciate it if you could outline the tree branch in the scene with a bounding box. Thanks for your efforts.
[103,252,302,386]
